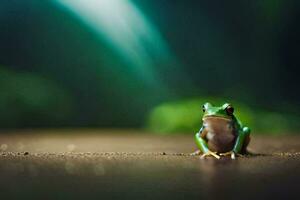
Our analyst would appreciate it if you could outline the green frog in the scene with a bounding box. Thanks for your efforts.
[194,102,250,159]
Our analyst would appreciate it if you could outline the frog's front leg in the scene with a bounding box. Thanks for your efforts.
[194,130,220,159]
[233,127,251,153]
[220,127,250,159]
[230,127,251,159]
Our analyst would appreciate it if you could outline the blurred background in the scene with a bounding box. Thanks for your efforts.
[0,0,299,134]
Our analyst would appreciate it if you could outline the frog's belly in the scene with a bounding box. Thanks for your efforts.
[203,116,237,153]
[207,132,236,153]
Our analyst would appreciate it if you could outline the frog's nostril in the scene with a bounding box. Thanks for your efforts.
[202,105,206,112]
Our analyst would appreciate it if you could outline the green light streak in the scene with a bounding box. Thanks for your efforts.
[55,0,174,87]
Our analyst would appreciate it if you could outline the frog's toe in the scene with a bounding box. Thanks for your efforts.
[231,152,246,159]
[231,152,236,159]
[190,150,201,156]
[220,151,245,159]
[200,151,220,159]
[236,153,245,157]
[220,151,236,159]
[219,151,233,156]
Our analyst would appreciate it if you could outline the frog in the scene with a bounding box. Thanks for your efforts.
[194,102,250,159]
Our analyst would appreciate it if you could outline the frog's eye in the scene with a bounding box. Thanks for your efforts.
[225,105,234,115]
[202,105,206,112]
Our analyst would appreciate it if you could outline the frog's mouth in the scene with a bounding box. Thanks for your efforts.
[203,115,232,122]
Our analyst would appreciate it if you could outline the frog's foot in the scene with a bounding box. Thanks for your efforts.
[200,151,220,159]
[219,151,245,159]
[190,150,201,156]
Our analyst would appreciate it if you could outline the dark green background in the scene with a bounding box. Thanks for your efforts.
[0,0,299,132]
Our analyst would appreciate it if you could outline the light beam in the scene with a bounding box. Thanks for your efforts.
[55,0,175,87]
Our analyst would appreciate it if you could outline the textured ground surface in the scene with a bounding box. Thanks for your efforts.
[0,129,299,200]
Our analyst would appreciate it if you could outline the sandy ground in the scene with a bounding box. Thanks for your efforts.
[0,129,299,200]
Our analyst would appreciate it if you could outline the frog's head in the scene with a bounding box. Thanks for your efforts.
[202,102,235,120]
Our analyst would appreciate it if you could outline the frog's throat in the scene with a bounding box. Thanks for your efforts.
[202,115,232,121]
